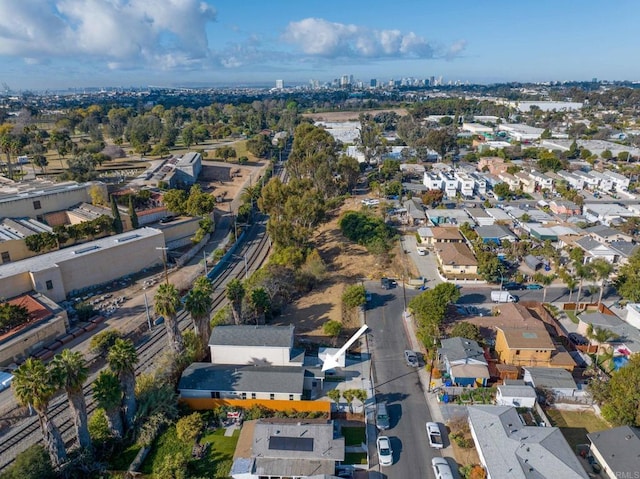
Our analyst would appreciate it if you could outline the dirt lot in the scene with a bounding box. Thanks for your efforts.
[274,201,417,340]
[302,108,409,122]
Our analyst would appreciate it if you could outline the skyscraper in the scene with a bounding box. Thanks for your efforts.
[275,79,284,89]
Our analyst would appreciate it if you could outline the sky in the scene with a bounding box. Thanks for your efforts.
[1,0,640,90]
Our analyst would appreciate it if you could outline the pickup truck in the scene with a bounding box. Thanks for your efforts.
[426,422,443,449]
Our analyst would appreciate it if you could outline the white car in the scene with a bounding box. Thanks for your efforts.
[376,436,393,466]
[404,350,419,367]
[432,457,454,479]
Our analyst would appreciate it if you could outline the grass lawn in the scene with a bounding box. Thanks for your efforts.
[344,452,368,465]
[342,426,366,446]
[141,425,240,478]
[566,311,579,324]
[545,409,609,451]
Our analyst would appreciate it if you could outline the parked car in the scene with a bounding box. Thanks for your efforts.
[526,283,543,290]
[426,422,444,449]
[502,282,524,291]
[381,277,390,290]
[404,350,419,367]
[377,436,393,466]
[569,332,588,346]
[432,457,454,479]
[376,403,390,430]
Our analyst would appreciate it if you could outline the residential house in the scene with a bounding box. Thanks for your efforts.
[602,170,630,191]
[524,255,543,271]
[522,367,583,399]
[484,207,513,223]
[475,224,517,245]
[585,225,633,243]
[477,157,508,176]
[526,224,579,242]
[427,209,474,227]
[470,173,487,195]
[495,325,575,371]
[588,171,614,192]
[402,198,427,225]
[466,207,494,226]
[557,170,585,190]
[583,203,636,226]
[431,226,465,244]
[423,171,442,190]
[439,171,458,198]
[497,172,521,192]
[455,171,475,197]
[438,337,490,387]
[435,242,478,277]
[495,384,537,408]
[608,241,640,265]
[468,405,590,479]
[515,172,536,194]
[587,426,640,479]
[576,310,640,358]
[529,170,554,191]
[574,237,617,264]
[417,227,434,244]
[230,419,345,479]
[549,200,581,216]
[572,170,599,190]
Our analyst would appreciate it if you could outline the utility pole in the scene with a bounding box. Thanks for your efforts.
[156,247,169,284]
[144,292,152,331]
[203,250,208,276]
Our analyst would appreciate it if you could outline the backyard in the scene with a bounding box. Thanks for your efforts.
[545,408,610,451]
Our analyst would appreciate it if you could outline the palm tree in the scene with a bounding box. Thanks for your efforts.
[184,277,213,356]
[154,282,185,355]
[533,273,556,304]
[590,258,614,305]
[249,287,271,325]
[108,338,138,430]
[93,370,124,439]
[565,275,578,302]
[586,323,619,368]
[12,358,67,467]
[575,263,594,306]
[226,278,245,325]
[51,350,91,451]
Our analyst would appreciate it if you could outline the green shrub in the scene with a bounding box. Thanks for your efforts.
[323,320,342,337]
[342,284,366,308]
[176,412,203,443]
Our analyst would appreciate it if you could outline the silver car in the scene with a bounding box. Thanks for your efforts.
[404,350,419,367]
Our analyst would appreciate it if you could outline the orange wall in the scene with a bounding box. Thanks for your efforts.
[179,398,331,413]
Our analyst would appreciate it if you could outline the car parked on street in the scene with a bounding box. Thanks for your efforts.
[526,283,543,290]
[432,457,454,479]
[404,350,419,367]
[377,436,393,466]
[502,282,524,291]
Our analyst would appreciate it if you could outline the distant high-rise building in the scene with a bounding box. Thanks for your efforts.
[429,76,435,87]
[370,79,378,88]
[340,75,350,87]
[275,79,284,89]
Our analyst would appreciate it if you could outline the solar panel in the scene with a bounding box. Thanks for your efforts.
[522,332,538,339]
[268,436,314,452]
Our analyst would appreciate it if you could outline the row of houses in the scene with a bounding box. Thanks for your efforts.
[423,170,486,197]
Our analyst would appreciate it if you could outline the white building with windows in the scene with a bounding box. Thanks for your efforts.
[455,172,475,197]
[529,170,553,190]
[470,173,487,195]
[572,170,599,190]
[423,171,442,190]
[588,171,614,191]
[439,171,458,198]
[557,170,585,190]
[602,170,630,191]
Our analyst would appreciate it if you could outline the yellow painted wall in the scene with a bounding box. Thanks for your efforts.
[180,398,331,414]
[495,329,552,367]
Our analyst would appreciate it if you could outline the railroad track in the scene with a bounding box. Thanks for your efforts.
[0,217,271,470]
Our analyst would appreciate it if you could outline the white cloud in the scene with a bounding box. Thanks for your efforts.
[283,17,464,60]
[0,0,217,67]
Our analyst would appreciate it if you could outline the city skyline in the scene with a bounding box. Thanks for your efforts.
[1,0,639,90]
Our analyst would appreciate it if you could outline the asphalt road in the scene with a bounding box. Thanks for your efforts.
[456,284,619,305]
[365,281,437,479]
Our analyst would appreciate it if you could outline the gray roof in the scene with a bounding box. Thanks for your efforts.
[523,367,577,390]
[524,255,543,269]
[497,385,537,398]
[609,240,639,258]
[578,312,640,354]
[440,337,486,364]
[574,236,614,253]
[475,224,514,240]
[178,363,304,394]
[468,405,589,479]
[209,325,294,348]
[585,224,620,238]
[587,426,640,475]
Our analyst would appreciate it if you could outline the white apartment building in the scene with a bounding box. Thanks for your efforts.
[529,170,553,191]
[557,170,585,190]
[572,170,599,190]
[439,171,458,198]
[470,173,487,195]
[588,171,614,191]
[514,172,536,194]
[602,170,630,191]
[455,172,475,197]
[423,171,442,190]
